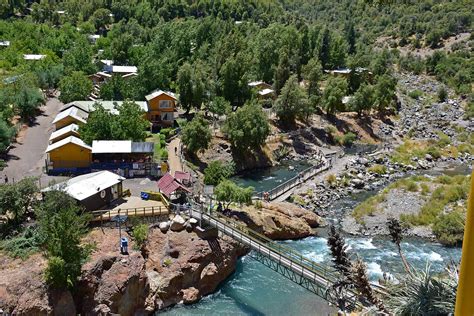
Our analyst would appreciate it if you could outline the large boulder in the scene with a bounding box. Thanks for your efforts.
[170,215,186,232]
[223,201,323,240]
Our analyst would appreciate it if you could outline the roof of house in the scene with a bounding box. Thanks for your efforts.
[89,34,100,39]
[145,89,177,101]
[100,59,114,66]
[23,54,46,60]
[258,88,275,96]
[62,101,148,114]
[156,173,191,197]
[248,81,264,87]
[42,171,125,201]
[45,136,91,153]
[52,106,89,124]
[0,40,10,46]
[174,171,191,182]
[121,72,138,79]
[49,123,80,142]
[92,140,154,154]
[107,65,138,74]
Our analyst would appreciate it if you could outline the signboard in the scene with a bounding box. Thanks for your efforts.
[203,185,214,196]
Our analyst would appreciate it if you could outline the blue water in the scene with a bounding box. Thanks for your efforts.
[160,236,461,316]
[231,161,310,193]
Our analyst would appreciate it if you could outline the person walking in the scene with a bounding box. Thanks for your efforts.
[4,174,8,184]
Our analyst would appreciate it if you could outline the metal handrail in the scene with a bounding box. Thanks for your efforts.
[254,160,331,200]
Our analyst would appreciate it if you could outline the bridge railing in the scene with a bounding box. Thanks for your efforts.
[254,159,331,201]
[203,208,338,281]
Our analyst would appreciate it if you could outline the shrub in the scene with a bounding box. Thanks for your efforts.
[326,174,337,186]
[163,257,172,267]
[406,181,418,192]
[433,211,465,246]
[45,256,70,289]
[408,90,423,99]
[437,132,451,147]
[132,224,148,249]
[426,146,441,159]
[437,86,448,102]
[335,132,357,146]
[368,164,387,175]
[420,183,430,196]
[0,226,43,259]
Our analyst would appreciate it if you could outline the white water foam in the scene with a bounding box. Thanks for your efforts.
[347,238,377,250]
[407,250,443,262]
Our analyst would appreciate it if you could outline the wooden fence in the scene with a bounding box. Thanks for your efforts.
[90,205,169,224]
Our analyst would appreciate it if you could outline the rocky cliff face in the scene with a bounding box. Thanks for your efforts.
[224,201,323,240]
[0,227,247,315]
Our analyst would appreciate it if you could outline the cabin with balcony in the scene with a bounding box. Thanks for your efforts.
[145,90,177,128]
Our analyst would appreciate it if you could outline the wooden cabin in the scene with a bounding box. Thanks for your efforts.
[45,136,92,169]
[145,90,177,127]
[42,171,125,212]
[52,106,88,130]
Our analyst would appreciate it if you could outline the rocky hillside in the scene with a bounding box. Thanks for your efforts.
[0,226,247,315]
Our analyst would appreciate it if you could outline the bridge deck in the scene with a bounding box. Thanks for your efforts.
[188,207,360,307]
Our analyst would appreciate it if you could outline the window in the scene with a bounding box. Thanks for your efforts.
[159,100,172,109]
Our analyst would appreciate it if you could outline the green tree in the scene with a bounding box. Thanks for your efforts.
[274,74,311,125]
[323,77,348,115]
[215,180,253,209]
[318,28,331,69]
[14,86,44,120]
[176,62,206,113]
[59,71,92,104]
[62,39,96,75]
[204,161,235,186]
[112,101,149,141]
[374,74,397,112]
[223,102,270,151]
[181,114,212,156]
[349,83,375,116]
[90,8,112,31]
[79,103,114,145]
[345,22,356,55]
[303,57,323,98]
[38,190,90,289]
[0,119,14,153]
[207,97,231,127]
[273,50,291,95]
[0,177,38,226]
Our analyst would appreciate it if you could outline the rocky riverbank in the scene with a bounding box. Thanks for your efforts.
[0,226,247,315]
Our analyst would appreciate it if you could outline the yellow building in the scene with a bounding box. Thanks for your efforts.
[45,136,92,169]
[145,90,177,127]
[52,106,88,130]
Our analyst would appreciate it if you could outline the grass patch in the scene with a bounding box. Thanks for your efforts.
[352,193,387,224]
[368,164,387,175]
[408,89,423,99]
[401,175,470,229]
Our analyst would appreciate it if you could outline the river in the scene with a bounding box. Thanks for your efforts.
[160,162,466,315]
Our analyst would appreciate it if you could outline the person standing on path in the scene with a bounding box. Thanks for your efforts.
[4,174,8,184]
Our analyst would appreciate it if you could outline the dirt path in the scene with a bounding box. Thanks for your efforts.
[166,137,183,176]
[3,97,63,184]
